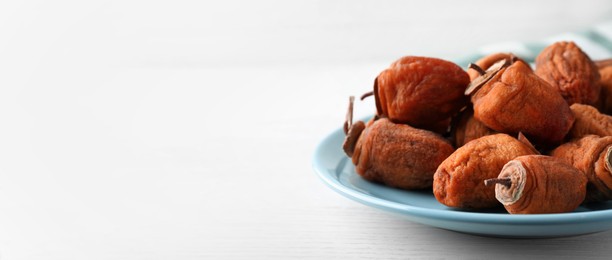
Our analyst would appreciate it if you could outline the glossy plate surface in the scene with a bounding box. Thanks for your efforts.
[313,126,612,238]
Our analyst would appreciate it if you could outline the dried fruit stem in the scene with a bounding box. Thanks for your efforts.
[469,63,486,76]
[373,77,383,117]
[360,91,374,100]
[465,59,509,96]
[342,96,366,157]
[509,54,518,63]
[484,177,512,188]
[344,96,355,135]
[342,121,365,157]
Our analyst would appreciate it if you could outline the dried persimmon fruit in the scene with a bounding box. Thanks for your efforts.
[343,97,454,190]
[451,107,496,148]
[567,103,612,139]
[485,155,586,214]
[551,135,612,202]
[535,41,601,106]
[371,56,470,129]
[433,134,536,209]
[467,59,574,146]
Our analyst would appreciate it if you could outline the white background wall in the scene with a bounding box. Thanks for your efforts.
[2,0,611,69]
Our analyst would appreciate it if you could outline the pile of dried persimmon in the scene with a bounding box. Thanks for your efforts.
[342,41,612,214]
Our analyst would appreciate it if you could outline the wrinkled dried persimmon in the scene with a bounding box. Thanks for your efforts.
[451,107,496,148]
[468,59,574,146]
[433,134,536,209]
[535,41,601,106]
[343,97,454,190]
[485,155,586,214]
[371,56,470,129]
[567,103,612,139]
[551,135,612,202]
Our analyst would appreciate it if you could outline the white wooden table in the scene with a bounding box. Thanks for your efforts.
[1,1,612,259]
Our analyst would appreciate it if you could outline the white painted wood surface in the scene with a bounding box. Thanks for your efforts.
[1,1,612,259]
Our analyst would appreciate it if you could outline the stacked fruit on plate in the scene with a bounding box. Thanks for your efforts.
[342,41,612,214]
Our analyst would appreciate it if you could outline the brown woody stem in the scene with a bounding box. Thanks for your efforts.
[343,96,355,135]
[373,77,383,117]
[509,54,518,63]
[484,177,512,188]
[360,91,374,100]
[342,96,365,157]
[469,63,486,76]
[465,59,509,96]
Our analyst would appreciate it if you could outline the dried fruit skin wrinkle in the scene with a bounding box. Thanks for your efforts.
[568,103,612,139]
[470,60,574,145]
[375,56,470,128]
[342,97,455,190]
[433,134,535,209]
[551,135,612,202]
[452,107,495,148]
[535,41,601,106]
[351,118,455,189]
[491,155,586,214]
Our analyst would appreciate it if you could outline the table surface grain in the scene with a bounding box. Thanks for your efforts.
[2,1,612,259]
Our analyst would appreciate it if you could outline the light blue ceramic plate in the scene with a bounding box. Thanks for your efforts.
[313,126,612,238]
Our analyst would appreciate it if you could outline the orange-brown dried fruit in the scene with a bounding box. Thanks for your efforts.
[468,59,574,146]
[535,41,601,106]
[373,56,470,128]
[343,97,455,190]
[568,103,612,139]
[433,134,536,209]
[550,135,612,202]
[485,155,586,214]
[451,107,496,148]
